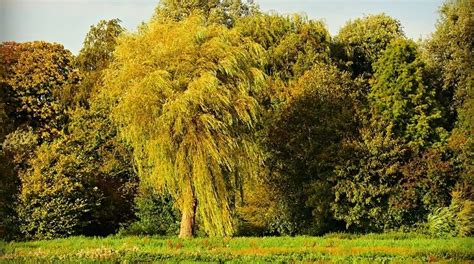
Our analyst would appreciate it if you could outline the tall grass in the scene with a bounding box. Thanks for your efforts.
[1,233,473,263]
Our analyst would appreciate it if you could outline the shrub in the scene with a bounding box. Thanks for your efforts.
[16,110,138,240]
[16,142,102,240]
[454,194,474,237]
[120,186,179,236]
[427,207,457,237]
[427,191,474,237]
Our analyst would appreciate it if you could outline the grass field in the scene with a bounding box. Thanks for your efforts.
[1,233,473,263]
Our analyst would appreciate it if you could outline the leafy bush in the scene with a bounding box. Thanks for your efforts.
[427,207,457,237]
[427,191,474,237]
[16,142,102,240]
[16,108,138,239]
[456,200,474,236]
[120,186,179,236]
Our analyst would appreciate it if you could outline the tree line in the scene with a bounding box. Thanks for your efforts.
[0,0,472,240]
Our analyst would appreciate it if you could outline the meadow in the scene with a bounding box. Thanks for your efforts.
[1,233,473,263]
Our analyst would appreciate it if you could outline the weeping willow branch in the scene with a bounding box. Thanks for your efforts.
[102,14,266,236]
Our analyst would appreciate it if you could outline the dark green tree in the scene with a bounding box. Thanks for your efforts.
[268,63,356,234]
[235,14,334,235]
[332,39,455,231]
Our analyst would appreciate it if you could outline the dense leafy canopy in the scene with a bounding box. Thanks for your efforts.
[6,42,78,140]
[17,106,137,239]
[335,14,404,77]
[69,19,125,108]
[369,39,447,150]
[2,20,136,240]
[0,41,79,239]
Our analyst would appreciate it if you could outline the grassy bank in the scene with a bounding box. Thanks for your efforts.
[1,233,473,263]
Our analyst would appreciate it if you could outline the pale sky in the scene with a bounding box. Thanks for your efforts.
[0,0,443,54]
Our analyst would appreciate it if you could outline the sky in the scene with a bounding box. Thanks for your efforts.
[0,0,444,54]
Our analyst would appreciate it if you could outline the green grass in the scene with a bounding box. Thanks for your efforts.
[1,233,473,263]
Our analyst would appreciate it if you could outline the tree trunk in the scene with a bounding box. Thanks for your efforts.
[179,179,196,238]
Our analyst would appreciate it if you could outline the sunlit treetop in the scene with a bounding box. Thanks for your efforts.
[71,19,125,108]
[427,0,473,180]
[6,41,80,140]
[370,39,447,150]
[76,19,125,72]
[236,13,331,80]
[336,13,405,77]
[154,0,259,27]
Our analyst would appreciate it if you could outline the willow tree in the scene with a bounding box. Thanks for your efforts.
[102,14,265,237]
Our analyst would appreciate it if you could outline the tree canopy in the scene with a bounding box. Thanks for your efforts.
[335,14,404,77]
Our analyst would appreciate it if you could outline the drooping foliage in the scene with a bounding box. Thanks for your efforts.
[427,190,474,237]
[103,14,266,237]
